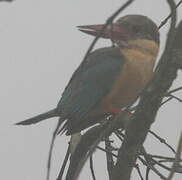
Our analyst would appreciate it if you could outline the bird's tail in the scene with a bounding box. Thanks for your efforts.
[15,108,58,125]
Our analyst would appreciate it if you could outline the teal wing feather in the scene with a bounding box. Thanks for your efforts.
[58,47,124,134]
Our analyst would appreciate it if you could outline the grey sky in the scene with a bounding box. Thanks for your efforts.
[0,0,182,179]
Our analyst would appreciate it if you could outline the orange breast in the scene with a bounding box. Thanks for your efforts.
[101,63,143,110]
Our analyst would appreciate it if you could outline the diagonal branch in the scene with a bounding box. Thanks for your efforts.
[57,144,70,180]
[90,155,96,180]
[47,120,62,180]
[105,137,115,180]
[82,0,135,64]
[167,132,182,180]
[158,0,182,29]
[149,130,176,154]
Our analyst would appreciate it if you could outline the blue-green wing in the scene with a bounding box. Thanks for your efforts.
[58,47,124,133]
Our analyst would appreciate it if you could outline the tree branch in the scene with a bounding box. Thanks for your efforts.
[167,132,182,180]
[82,0,135,64]
[57,144,70,180]
[149,130,176,154]
[158,0,182,29]
[111,0,178,179]
[105,137,115,180]
[47,120,62,180]
[90,155,96,180]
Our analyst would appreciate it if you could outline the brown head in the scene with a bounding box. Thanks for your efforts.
[78,14,160,66]
[77,14,160,47]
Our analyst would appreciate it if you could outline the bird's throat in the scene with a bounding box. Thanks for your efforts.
[121,39,159,65]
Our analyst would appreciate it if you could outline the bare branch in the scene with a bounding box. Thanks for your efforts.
[105,137,115,180]
[150,154,182,161]
[158,0,182,29]
[138,156,167,179]
[97,146,118,158]
[81,0,134,64]
[145,167,150,180]
[149,130,176,154]
[167,132,182,180]
[135,164,144,180]
[167,86,182,94]
[160,96,173,107]
[168,94,182,102]
[90,155,96,180]
[57,145,70,180]
[47,120,62,180]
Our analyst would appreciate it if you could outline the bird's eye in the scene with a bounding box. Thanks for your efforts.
[131,25,141,33]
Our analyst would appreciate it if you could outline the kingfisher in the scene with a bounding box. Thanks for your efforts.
[16,15,160,135]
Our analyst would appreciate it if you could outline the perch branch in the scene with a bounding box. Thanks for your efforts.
[111,0,177,179]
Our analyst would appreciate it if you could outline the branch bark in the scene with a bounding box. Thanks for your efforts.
[111,0,178,179]
[167,132,182,180]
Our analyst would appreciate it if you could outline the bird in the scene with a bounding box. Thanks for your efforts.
[16,14,160,135]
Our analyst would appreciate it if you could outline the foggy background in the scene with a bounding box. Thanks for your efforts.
[0,0,182,179]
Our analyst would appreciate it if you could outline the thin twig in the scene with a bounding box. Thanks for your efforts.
[90,155,96,180]
[81,0,134,65]
[145,167,150,180]
[151,157,182,173]
[47,120,61,180]
[98,144,163,180]
[135,164,144,180]
[167,86,182,94]
[160,97,173,107]
[159,158,182,163]
[147,154,182,161]
[167,132,182,180]
[149,130,176,154]
[141,148,168,179]
[115,131,169,179]
[97,146,118,158]
[114,131,124,141]
[141,148,182,174]
[138,156,167,179]
[115,121,181,176]
[99,136,181,178]
[158,87,182,106]
[115,129,174,178]
[168,94,182,102]
[57,144,70,180]
[105,137,114,180]
[158,0,182,29]
[155,0,177,73]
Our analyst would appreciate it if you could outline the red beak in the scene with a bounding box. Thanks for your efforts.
[77,24,128,40]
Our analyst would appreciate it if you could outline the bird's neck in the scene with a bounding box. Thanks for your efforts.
[120,39,159,67]
[120,39,159,83]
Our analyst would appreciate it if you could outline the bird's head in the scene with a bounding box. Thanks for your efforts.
[78,15,160,48]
